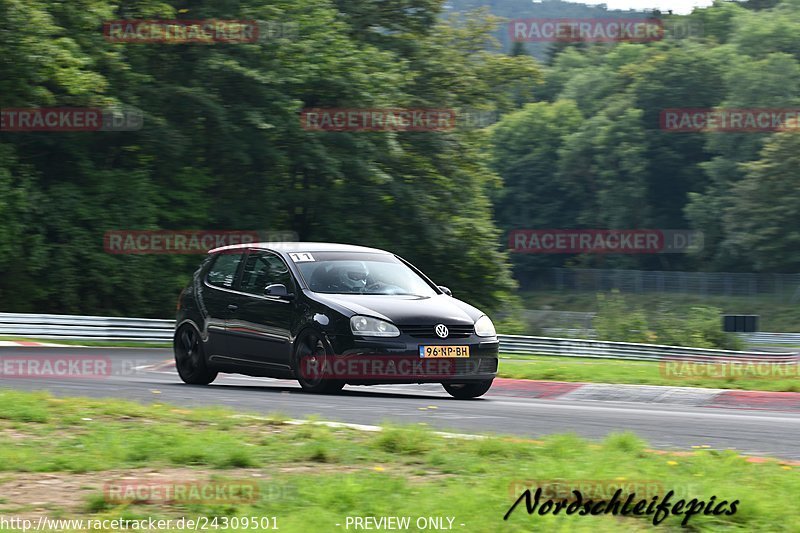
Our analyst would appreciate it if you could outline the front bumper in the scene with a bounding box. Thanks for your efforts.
[326,334,499,384]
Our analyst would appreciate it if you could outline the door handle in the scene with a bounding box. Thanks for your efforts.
[227,304,239,311]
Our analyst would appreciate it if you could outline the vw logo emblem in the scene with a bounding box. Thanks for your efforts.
[435,324,449,339]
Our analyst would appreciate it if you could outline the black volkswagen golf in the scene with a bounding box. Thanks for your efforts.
[174,243,499,398]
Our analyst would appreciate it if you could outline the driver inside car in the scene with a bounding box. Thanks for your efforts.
[340,262,369,292]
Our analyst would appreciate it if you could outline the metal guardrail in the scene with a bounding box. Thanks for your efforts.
[740,332,800,345]
[540,329,800,347]
[498,334,798,362]
[0,312,173,342]
[0,312,797,361]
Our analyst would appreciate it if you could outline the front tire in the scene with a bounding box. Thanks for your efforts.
[174,325,217,385]
[292,330,345,394]
[443,380,493,399]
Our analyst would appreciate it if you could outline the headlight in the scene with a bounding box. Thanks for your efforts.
[350,316,400,337]
[474,315,496,337]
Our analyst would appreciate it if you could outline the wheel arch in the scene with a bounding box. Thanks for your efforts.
[175,318,206,343]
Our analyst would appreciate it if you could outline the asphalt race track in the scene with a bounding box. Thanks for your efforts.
[2,346,799,460]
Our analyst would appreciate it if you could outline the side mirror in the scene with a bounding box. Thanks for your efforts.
[438,285,452,296]
[264,283,294,300]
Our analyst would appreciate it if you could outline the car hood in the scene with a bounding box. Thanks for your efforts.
[308,293,482,325]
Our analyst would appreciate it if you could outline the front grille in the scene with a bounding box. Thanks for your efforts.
[400,324,474,339]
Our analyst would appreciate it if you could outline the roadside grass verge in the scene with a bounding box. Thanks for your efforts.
[0,389,797,532]
[498,355,800,392]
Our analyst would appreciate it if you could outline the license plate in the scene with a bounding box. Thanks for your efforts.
[419,345,470,358]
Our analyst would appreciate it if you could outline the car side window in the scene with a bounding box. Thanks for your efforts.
[206,252,243,289]
[240,252,294,295]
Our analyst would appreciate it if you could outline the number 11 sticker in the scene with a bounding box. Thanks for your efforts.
[289,253,315,262]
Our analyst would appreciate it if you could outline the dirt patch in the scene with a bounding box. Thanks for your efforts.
[0,467,276,519]
[0,462,444,520]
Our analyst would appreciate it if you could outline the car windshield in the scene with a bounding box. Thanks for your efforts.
[292,252,437,296]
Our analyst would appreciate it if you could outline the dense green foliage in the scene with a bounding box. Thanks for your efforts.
[447,0,657,60]
[1,0,798,320]
[0,0,537,317]
[490,0,800,277]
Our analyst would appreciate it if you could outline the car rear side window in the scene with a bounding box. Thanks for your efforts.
[206,252,243,289]
[240,252,294,295]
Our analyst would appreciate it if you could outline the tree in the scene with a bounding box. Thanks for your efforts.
[724,128,800,271]
[0,0,532,317]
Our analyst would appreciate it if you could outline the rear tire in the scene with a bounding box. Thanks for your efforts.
[293,330,345,394]
[174,325,217,385]
[443,379,493,399]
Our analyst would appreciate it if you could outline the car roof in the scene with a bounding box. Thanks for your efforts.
[208,242,392,255]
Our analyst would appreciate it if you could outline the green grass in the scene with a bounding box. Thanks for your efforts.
[520,290,800,333]
[498,355,800,392]
[0,389,797,532]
